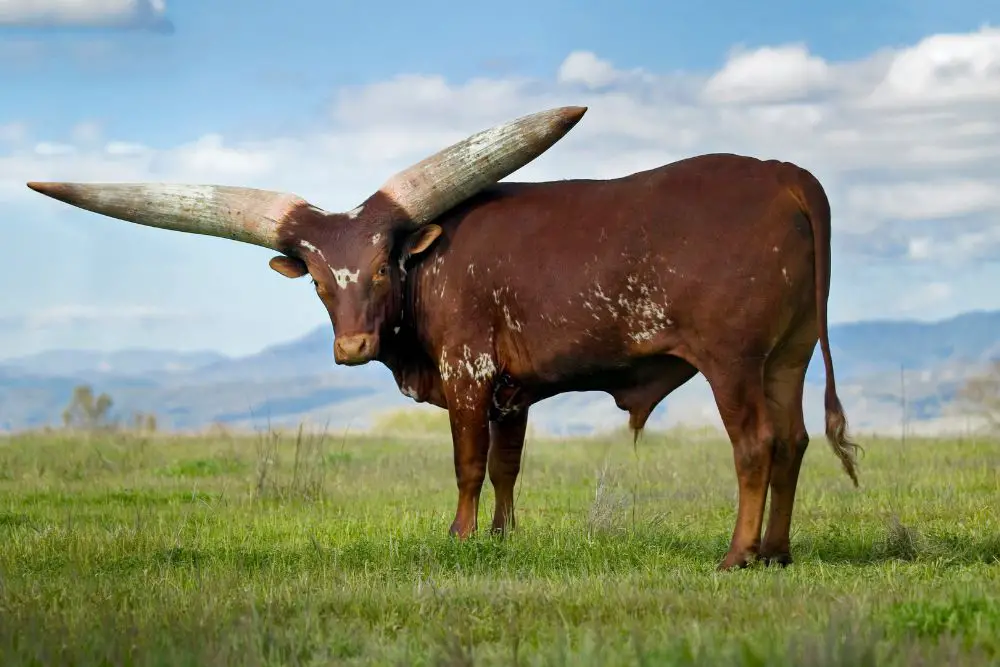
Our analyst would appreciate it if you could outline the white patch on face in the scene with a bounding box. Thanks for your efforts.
[393,326,400,334]
[371,232,382,246]
[401,385,419,399]
[347,205,364,219]
[782,267,791,285]
[299,240,359,290]
[331,267,360,289]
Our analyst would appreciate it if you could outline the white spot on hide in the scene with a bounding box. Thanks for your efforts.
[582,277,673,344]
[502,304,523,332]
[331,267,360,289]
[371,232,382,246]
[439,347,454,383]
[458,345,497,385]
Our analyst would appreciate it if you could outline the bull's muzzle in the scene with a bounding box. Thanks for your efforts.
[333,333,377,365]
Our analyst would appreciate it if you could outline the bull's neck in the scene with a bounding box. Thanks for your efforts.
[375,258,437,377]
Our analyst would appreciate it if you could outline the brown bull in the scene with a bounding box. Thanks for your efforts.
[28,106,860,570]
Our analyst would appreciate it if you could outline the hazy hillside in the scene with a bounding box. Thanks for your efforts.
[1,310,997,435]
[815,310,1000,381]
[2,349,229,377]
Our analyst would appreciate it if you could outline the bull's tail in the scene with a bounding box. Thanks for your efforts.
[797,170,862,487]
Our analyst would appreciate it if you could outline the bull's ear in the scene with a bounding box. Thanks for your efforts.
[269,255,309,278]
[401,224,443,260]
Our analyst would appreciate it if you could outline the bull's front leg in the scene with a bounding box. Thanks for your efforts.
[444,381,493,539]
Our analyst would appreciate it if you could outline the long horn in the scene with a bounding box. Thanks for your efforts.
[24,182,307,250]
[376,105,587,226]
[26,106,587,245]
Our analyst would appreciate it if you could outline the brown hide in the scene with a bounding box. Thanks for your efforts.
[379,153,860,570]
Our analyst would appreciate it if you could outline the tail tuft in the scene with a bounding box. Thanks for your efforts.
[824,393,863,487]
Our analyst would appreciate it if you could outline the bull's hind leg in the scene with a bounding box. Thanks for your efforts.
[488,409,529,534]
[760,329,816,566]
[704,360,777,571]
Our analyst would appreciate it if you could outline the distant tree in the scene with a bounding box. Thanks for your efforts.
[131,411,158,433]
[956,360,1000,432]
[61,384,114,431]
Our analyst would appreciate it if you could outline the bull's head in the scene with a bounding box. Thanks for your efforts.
[27,106,587,366]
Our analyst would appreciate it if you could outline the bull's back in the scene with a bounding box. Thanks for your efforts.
[433,154,820,381]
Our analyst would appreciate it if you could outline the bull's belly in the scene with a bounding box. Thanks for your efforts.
[507,325,676,391]
[493,332,698,424]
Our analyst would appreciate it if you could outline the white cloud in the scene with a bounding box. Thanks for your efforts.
[103,141,147,156]
[897,281,954,315]
[846,179,1000,223]
[3,26,1000,355]
[0,0,171,31]
[703,44,833,104]
[558,51,626,89]
[867,27,1000,107]
[32,141,76,156]
[0,122,27,144]
[907,222,1000,263]
[18,304,183,329]
[70,121,102,146]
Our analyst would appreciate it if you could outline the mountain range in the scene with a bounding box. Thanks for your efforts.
[2,309,998,437]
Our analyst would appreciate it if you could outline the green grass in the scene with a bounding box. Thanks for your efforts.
[0,424,998,666]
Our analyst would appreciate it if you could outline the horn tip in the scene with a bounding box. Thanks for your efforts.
[553,106,587,131]
[26,181,68,199]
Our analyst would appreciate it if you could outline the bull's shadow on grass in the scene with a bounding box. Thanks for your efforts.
[0,512,32,529]
[65,522,999,580]
[791,518,1000,566]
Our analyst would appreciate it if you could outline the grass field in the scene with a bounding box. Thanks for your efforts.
[1,420,998,666]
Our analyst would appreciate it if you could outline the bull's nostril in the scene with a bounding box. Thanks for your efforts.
[334,334,374,364]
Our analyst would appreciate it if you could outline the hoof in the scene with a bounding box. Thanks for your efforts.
[717,550,760,571]
[448,521,476,540]
[760,551,793,567]
[489,518,514,536]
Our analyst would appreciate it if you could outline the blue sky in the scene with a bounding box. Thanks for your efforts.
[2,0,999,358]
